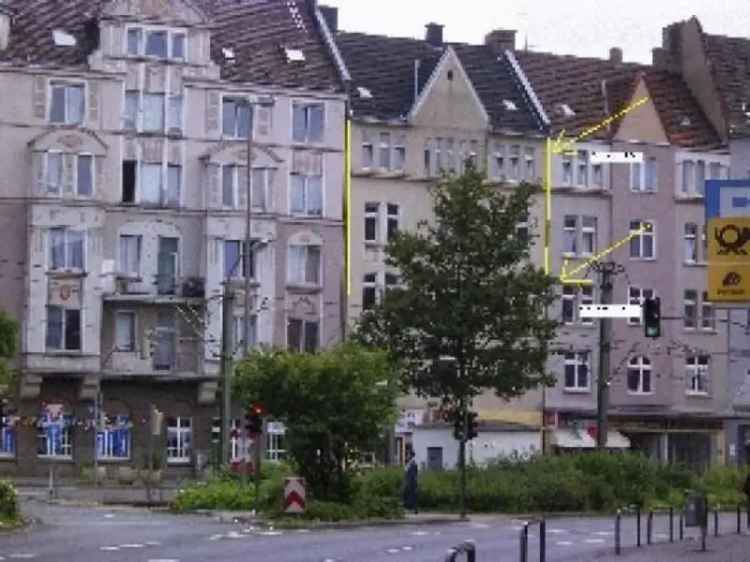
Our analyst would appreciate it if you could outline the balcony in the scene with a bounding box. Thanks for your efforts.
[102,335,205,378]
[103,275,205,304]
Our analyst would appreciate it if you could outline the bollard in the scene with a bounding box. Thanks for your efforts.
[739,504,742,535]
[539,518,546,562]
[669,507,674,543]
[647,511,653,545]
[464,541,476,562]
[747,499,750,529]
[519,523,528,562]
[714,508,719,537]
[679,512,684,541]
[636,506,641,547]
[615,510,621,556]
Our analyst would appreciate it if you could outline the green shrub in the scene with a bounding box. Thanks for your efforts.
[304,500,358,521]
[0,480,16,519]
[172,479,255,512]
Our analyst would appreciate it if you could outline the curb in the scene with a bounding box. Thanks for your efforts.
[206,511,465,529]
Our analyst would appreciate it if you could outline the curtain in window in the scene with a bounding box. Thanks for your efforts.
[290,175,305,213]
[77,155,93,196]
[307,176,323,215]
[288,246,305,283]
[47,153,63,193]
[168,95,183,131]
[50,228,65,269]
[166,165,181,206]
[46,306,63,349]
[143,94,165,131]
[251,168,266,210]
[309,105,324,142]
[306,246,321,284]
[292,105,306,142]
[68,230,84,269]
[66,86,84,124]
[141,164,162,204]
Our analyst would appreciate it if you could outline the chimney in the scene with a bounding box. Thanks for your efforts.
[609,47,623,64]
[485,29,516,54]
[319,5,338,33]
[425,22,444,48]
[0,4,11,51]
[652,47,669,69]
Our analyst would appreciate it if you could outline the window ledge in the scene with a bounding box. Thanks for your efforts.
[286,284,323,294]
[166,460,192,466]
[38,456,74,462]
[0,454,15,461]
[115,274,143,282]
[563,388,591,394]
[290,212,324,219]
[365,241,386,249]
[685,391,710,398]
[630,189,658,194]
[96,458,131,464]
[44,350,84,357]
[627,392,654,396]
[47,270,87,279]
[629,258,657,262]
[683,261,707,268]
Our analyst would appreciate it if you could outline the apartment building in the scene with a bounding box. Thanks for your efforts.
[329,10,576,468]
[0,0,346,478]
[649,17,750,466]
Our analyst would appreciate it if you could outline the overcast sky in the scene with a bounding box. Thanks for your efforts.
[323,0,747,64]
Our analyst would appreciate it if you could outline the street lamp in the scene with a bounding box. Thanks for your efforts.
[239,96,275,356]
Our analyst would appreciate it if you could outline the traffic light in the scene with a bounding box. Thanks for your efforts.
[211,417,221,444]
[467,411,479,440]
[452,416,464,441]
[644,297,661,338]
[246,403,264,435]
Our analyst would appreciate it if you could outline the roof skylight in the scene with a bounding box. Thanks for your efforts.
[357,87,373,99]
[222,48,235,60]
[502,99,518,111]
[556,103,576,118]
[284,47,306,63]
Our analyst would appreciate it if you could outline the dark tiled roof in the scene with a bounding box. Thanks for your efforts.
[514,50,643,138]
[334,31,544,133]
[704,33,750,136]
[334,31,442,121]
[0,0,343,91]
[642,71,722,148]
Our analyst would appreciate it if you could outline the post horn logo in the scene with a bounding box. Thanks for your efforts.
[723,271,742,287]
[715,224,750,255]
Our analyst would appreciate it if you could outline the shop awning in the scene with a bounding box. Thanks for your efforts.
[605,430,631,449]
[551,429,596,448]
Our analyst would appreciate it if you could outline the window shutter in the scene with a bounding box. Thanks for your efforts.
[96,156,105,195]
[206,164,220,208]
[33,77,47,119]
[237,166,248,209]
[206,91,220,134]
[256,106,272,136]
[62,154,75,194]
[88,82,99,126]
[33,151,45,195]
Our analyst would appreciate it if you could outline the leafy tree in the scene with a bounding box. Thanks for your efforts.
[0,310,18,392]
[354,165,558,515]
[233,343,399,502]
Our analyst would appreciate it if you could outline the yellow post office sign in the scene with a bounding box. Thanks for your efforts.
[708,217,750,300]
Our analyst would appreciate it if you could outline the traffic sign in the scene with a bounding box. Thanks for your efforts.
[706,180,750,220]
[283,477,306,514]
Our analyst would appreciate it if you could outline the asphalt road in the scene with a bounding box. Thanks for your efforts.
[0,497,740,562]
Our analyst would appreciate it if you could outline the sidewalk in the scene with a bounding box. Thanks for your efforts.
[13,478,180,506]
[580,534,750,562]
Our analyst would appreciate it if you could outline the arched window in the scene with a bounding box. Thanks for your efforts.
[627,356,653,395]
[37,403,73,458]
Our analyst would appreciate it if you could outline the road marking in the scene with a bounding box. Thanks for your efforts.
[511,525,524,531]
[594,531,613,536]
[257,531,283,536]
[585,538,606,544]
[148,559,179,562]
[402,546,414,551]
[8,556,36,560]
[548,529,567,534]
[120,544,146,548]
[226,531,245,539]
[103,514,115,519]
[209,534,224,541]
[99,546,120,551]
[410,531,429,536]
[296,529,310,533]
[146,541,161,546]
[556,541,573,546]
[386,548,401,554]
[470,522,490,529]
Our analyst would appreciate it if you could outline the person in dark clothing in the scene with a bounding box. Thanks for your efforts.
[403,452,419,513]
[743,472,750,502]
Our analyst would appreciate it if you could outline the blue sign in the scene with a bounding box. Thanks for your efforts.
[706,180,750,220]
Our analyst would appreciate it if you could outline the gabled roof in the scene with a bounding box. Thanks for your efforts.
[0,0,343,92]
[514,50,643,139]
[703,32,750,136]
[333,31,545,133]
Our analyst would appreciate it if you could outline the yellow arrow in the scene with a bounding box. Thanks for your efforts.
[559,226,650,284]
[551,96,650,155]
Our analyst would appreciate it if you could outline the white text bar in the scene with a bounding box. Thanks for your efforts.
[589,151,643,164]
[579,304,642,318]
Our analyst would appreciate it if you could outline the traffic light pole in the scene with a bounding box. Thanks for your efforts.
[595,262,618,450]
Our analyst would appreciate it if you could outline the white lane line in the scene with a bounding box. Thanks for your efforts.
[103,514,115,519]
[296,529,310,533]
[120,544,146,548]
[257,531,283,536]
[585,538,606,544]
[148,559,180,562]
[594,531,613,536]
[226,531,245,539]
[410,530,429,536]
[402,546,414,551]
[146,541,162,546]
[470,522,490,529]
[386,548,401,554]
[548,529,567,534]
[556,541,573,546]
[209,534,224,541]
[8,556,36,560]
[99,546,120,551]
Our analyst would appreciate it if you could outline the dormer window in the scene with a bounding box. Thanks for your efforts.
[285,47,306,63]
[502,99,517,111]
[126,26,187,61]
[52,30,77,47]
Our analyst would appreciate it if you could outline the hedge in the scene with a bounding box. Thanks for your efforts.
[0,480,17,520]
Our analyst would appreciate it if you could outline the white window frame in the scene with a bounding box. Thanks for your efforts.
[364,202,380,244]
[378,132,391,170]
[580,285,594,326]
[628,287,655,325]
[142,92,166,133]
[46,306,82,352]
[37,415,73,459]
[509,144,520,181]
[362,272,377,310]
[686,355,710,395]
[386,203,400,242]
[76,153,94,197]
[119,233,141,277]
[629,220,655,260]
[96,415,132,461]
[115,310,137,352]
[49,227,85,271]
[45,151,64,194]
[562,285,576,325]
[266,423,287,462]
[290,169,323,217]
[166,416,192,464]
[394,134,406,172]
[222,164,239,209]
[563,352,590,392]
[562,153,573,186]
[576,150,589,187]
[286,317,320,353]
[124,25,188,61]
[684,289,698,330]
[232,315,257,357]
[49,81,85,125]
[362,131,374,170]
[627,356,653,395]
[563,215,577,256]
[524,146,535,180]
[287,245,321,286]
[292,102,325,144]
[581,216,597,257]
[221,96,252,139]
[684,223,698,264]
[701,291,715,331]
[492,142,505,181]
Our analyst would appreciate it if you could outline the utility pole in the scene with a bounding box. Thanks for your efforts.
[221,283,235,465]
[594,262,620,449]
[243,109,253,357]
[459,401,468,519]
